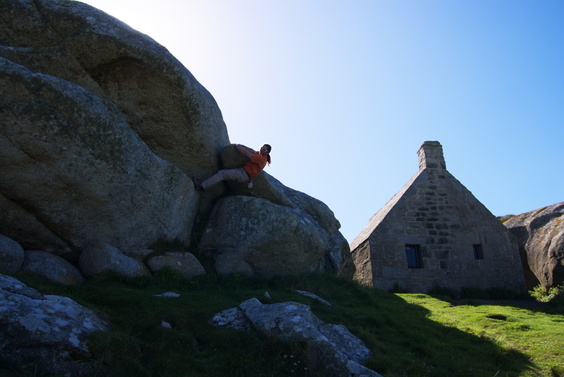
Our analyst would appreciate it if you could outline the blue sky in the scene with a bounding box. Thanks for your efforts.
[80,0,563,242]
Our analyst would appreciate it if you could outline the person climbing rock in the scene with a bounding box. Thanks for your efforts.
[194,143,271,191]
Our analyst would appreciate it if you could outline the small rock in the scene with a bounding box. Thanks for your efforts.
[153,292,181,298]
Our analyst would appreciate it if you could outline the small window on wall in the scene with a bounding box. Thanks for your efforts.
[405,244,422,269]
[473,244,484,260]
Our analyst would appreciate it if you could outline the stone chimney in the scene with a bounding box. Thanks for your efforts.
[418,141,446,170]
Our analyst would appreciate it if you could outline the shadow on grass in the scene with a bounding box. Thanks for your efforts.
[3,272,538,377]
[360,294,536,377]
[272,275,537,377]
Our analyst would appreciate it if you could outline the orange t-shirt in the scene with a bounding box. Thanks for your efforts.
[243,152,267,178]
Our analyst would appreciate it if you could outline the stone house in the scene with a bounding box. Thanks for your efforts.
[350,141,525,293]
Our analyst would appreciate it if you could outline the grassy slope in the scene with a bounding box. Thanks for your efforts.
[3,271,563,377]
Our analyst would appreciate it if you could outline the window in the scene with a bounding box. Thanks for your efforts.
[405,244,422,269]
[473,244,484,260]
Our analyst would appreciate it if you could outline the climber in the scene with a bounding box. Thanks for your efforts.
[194,143,271,191]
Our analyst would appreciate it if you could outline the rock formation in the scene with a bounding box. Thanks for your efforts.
[2,55,196,255]
[1,0,220,255]
[0,274,109,376]
[0,0,351,282]
[0,3,352,373]
[504,202,564,290]
[197,148,353,277]
[210,297,382,377]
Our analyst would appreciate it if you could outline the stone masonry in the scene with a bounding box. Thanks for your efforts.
[350,141,525,293]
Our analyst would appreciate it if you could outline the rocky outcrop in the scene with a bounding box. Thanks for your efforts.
[220,146,341,233]
[504,202,564,290]
[1,56,197,255]
[0,0,229,174]
[1,0,225,255]
[210,298,382,377]
[0,234,207,285]
[199,196,331,277]
[0,274,109,376]
[198,145,353,278]
[0,0,351,282]
[0,4,354,375]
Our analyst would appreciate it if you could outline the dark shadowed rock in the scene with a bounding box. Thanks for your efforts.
[0,234,24,274]
[210,298,382,377]
[0,274,109,376]
[327,231,356,277]
[22,250,85,285]
[504,202,564,290]
[146,251,206,279]
[199,196,340,277]
[79,243,150,278]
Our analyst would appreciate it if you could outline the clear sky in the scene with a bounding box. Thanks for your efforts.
[79,0,563,243]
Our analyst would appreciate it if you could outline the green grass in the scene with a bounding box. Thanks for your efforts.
[399,294,564,377]
[3,271,564,377]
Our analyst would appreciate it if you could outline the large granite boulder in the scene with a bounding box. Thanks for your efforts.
[0,274,109,376]
[0,0,229,256]
[199,196,331,277]
[199,194,352,278]
[198,145,354,278]
[1,57,196,255]
[504,202,564,290]
[0,0,229,174]
[1,0,351,282]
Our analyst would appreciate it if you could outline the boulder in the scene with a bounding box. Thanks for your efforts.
[122,248,154,261]
[79,243,150,278]
[0,0,229,174]
[504,202,564,290]
[22,250,85,285]
[198,145,353,278]
[0,234,24,274]
[146,251,206,279]
[327,231,356,277]
[0,0,229,256]
[1,0,352,282]
[210,298,382,377]
[199,196,335,277]
[1,55,196,256]
[0,274,109,376]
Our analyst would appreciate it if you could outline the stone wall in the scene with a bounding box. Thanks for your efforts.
[351,141,525,293]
